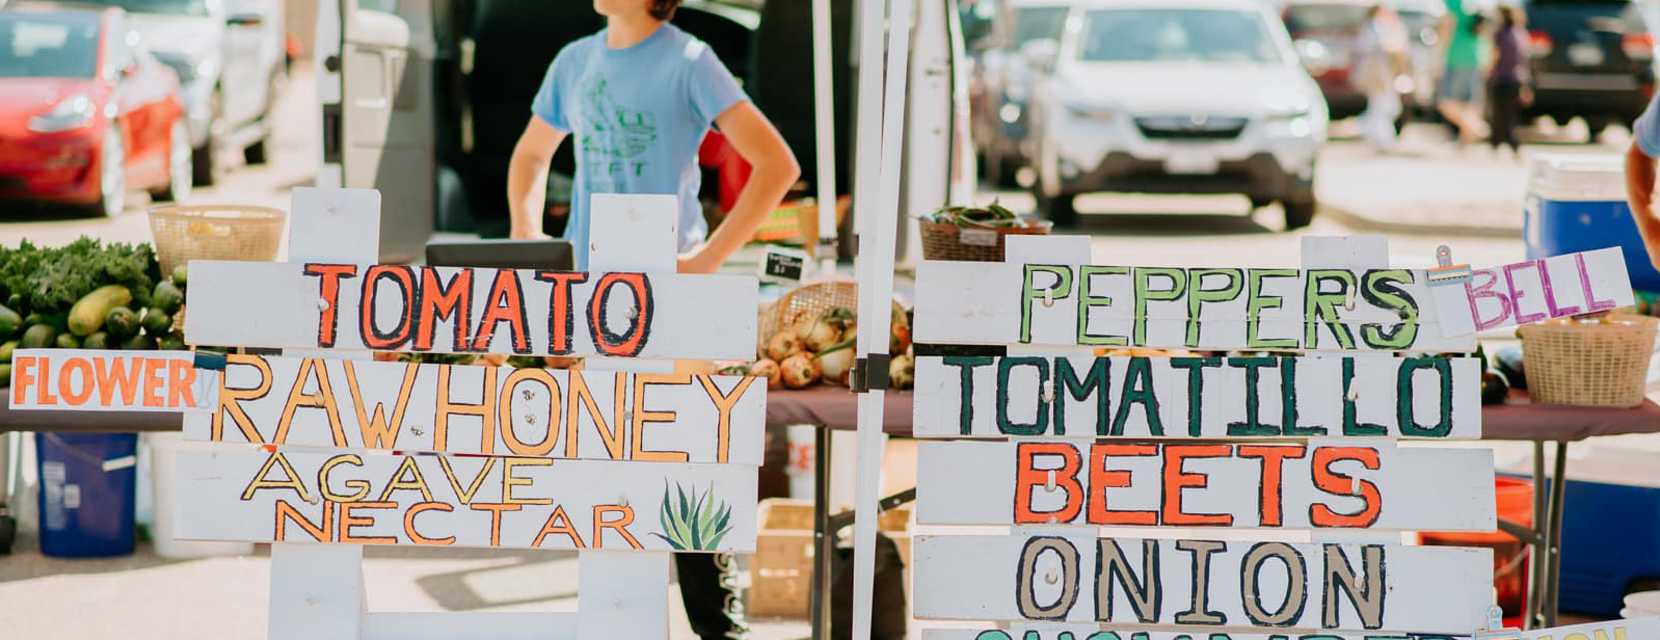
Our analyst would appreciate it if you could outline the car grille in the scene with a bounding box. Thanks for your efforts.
[1135,116,1249,141]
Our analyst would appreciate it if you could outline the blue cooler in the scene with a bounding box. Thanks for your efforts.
[35,432,138,558]
[1525,154,1660,291]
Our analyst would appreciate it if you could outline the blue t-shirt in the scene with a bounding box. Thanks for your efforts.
[532,25,747,268]
[1637,94,1660,157]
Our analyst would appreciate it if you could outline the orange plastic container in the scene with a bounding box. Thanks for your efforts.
[1419,477,1535,617]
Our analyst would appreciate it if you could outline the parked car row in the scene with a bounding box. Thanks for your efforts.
[0,0,284,217]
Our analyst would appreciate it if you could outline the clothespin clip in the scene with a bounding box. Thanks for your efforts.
[1427,245,1473,287]
[1472,606,1521,640]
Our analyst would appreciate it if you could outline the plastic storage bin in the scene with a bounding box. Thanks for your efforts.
[1525,154,1660,291]
[1558,477,1660,616]
[35,432,137,558]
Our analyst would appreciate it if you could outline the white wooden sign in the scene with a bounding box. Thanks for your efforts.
[184,353,764,464]
[922,628,1463,640]
[1479,616,1660,640]
[913,354,1482,439]
[912,534,1491,633]
[916,440,1496,531]
[1433,247,1635,336]
[913,261,1475,350]
[8,350,209,412]
[183,261,758,360]
[173,444,757,552]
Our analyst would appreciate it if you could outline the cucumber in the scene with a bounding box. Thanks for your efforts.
[82,332,109,350]
[104,307,139,339]
[172,264,188,286]
[0,364,9,384]
[0,304,20,337]
[120,333,155,350]
[141,307,171,335]
[157,333,186,351]
[152,281,184,314]
[68,284,132,336]
[19,324,55,349]
[0,340,14,363]
[54,333,80,349]
[4,293,19,308]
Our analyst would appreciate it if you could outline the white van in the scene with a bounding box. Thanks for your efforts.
[313,0,974,263]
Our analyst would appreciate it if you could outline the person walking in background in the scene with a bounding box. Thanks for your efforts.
[1353,2,1409,151]
[1488,5,1531,158]
[1438,0,1488,146]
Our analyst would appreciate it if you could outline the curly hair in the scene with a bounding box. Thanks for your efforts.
[650,0,680,20]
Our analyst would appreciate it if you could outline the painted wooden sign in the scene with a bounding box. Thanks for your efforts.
[1479,616,1660,640]
[182,261,758,360]
[182,353,764,464]
[913,261,1473,350]
[1433,247,1634,336]
[8,350,209,412]
[172,447,757,552]
[913,354,1481,439]
[922,628,1462,640]
[912,534,1490,633]
[916,440,1495,531]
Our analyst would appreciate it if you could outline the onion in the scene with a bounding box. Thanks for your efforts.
[751,358,782,389]
[767,331,805,362]
[542,356,582,369]
[818,341,855,386]
[888,353,915,390]
[781,353,821,389]
[479,353,510,368]
[889,322,911,355]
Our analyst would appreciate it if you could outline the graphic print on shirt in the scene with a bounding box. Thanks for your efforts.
[578,75,658,186]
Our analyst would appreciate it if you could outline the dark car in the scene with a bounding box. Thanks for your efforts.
[1524,0,1656,141]
[1284,0,1373,120]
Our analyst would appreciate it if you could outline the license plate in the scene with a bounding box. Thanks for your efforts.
[1165,153,1221,175]
[1568,42,1605,67]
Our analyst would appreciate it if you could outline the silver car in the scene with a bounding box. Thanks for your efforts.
[73,0,285,186]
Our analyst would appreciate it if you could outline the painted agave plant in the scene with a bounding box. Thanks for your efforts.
[653,481,734,551]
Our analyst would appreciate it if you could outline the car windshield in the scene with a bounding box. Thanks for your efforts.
[1078,8,1283,64]
[74,0,210,17]
[0,13,101,79]
[1284,4,1370,33]
[1007,6,1067,50]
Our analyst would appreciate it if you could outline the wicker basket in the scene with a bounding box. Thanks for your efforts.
[1518,314,1659,407]
[919,217,1052,262]
[756,281,906,359]
[148,204,286,275]
[747,498,911,618]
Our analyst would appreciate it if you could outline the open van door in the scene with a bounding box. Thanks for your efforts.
[316,0,435,261]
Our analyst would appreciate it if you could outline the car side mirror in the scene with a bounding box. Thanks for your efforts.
[226,12,264,27]
[1022,39,1059,73]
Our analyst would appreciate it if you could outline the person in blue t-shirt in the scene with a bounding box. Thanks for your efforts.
[508,0,799,274]
[1626,97,1660,271]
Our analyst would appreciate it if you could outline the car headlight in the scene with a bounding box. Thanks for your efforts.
[28,94,95,133]
[1265,109,1316,139]
[1063,100,1117,121]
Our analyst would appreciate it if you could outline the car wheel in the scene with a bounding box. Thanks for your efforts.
[151,121,193,203]
[1282,195,1317,231]
[95,125,126,218]
[1249,196,1273,211]
[243,73,280,166]
[194,88,223,186]
[1586,117,1609,143]
[243,137,268,165]
[1033,186,1078,228]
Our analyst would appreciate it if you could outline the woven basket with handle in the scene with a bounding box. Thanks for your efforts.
[756,280,905,359]
[1518,314,1658,407]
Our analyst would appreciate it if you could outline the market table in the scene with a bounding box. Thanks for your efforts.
[769,386,1660,635]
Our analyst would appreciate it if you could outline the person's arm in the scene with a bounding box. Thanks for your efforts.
[677,102,800,273]
[1626,142,1660,271]
[507,117,569,240]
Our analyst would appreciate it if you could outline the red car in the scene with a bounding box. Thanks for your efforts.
[0,6,190,217]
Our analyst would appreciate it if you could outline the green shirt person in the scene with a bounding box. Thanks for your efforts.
[1438,0,1487,145]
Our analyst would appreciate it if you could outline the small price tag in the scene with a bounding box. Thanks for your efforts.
[760,246,809,284]
[959,228,999,247]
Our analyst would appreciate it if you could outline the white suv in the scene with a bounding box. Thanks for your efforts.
[1025,0,1328,229]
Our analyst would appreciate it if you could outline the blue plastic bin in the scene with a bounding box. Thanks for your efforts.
[1524,154,1660,291]
[35,432,138,558]
[1558,477,1660,615]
